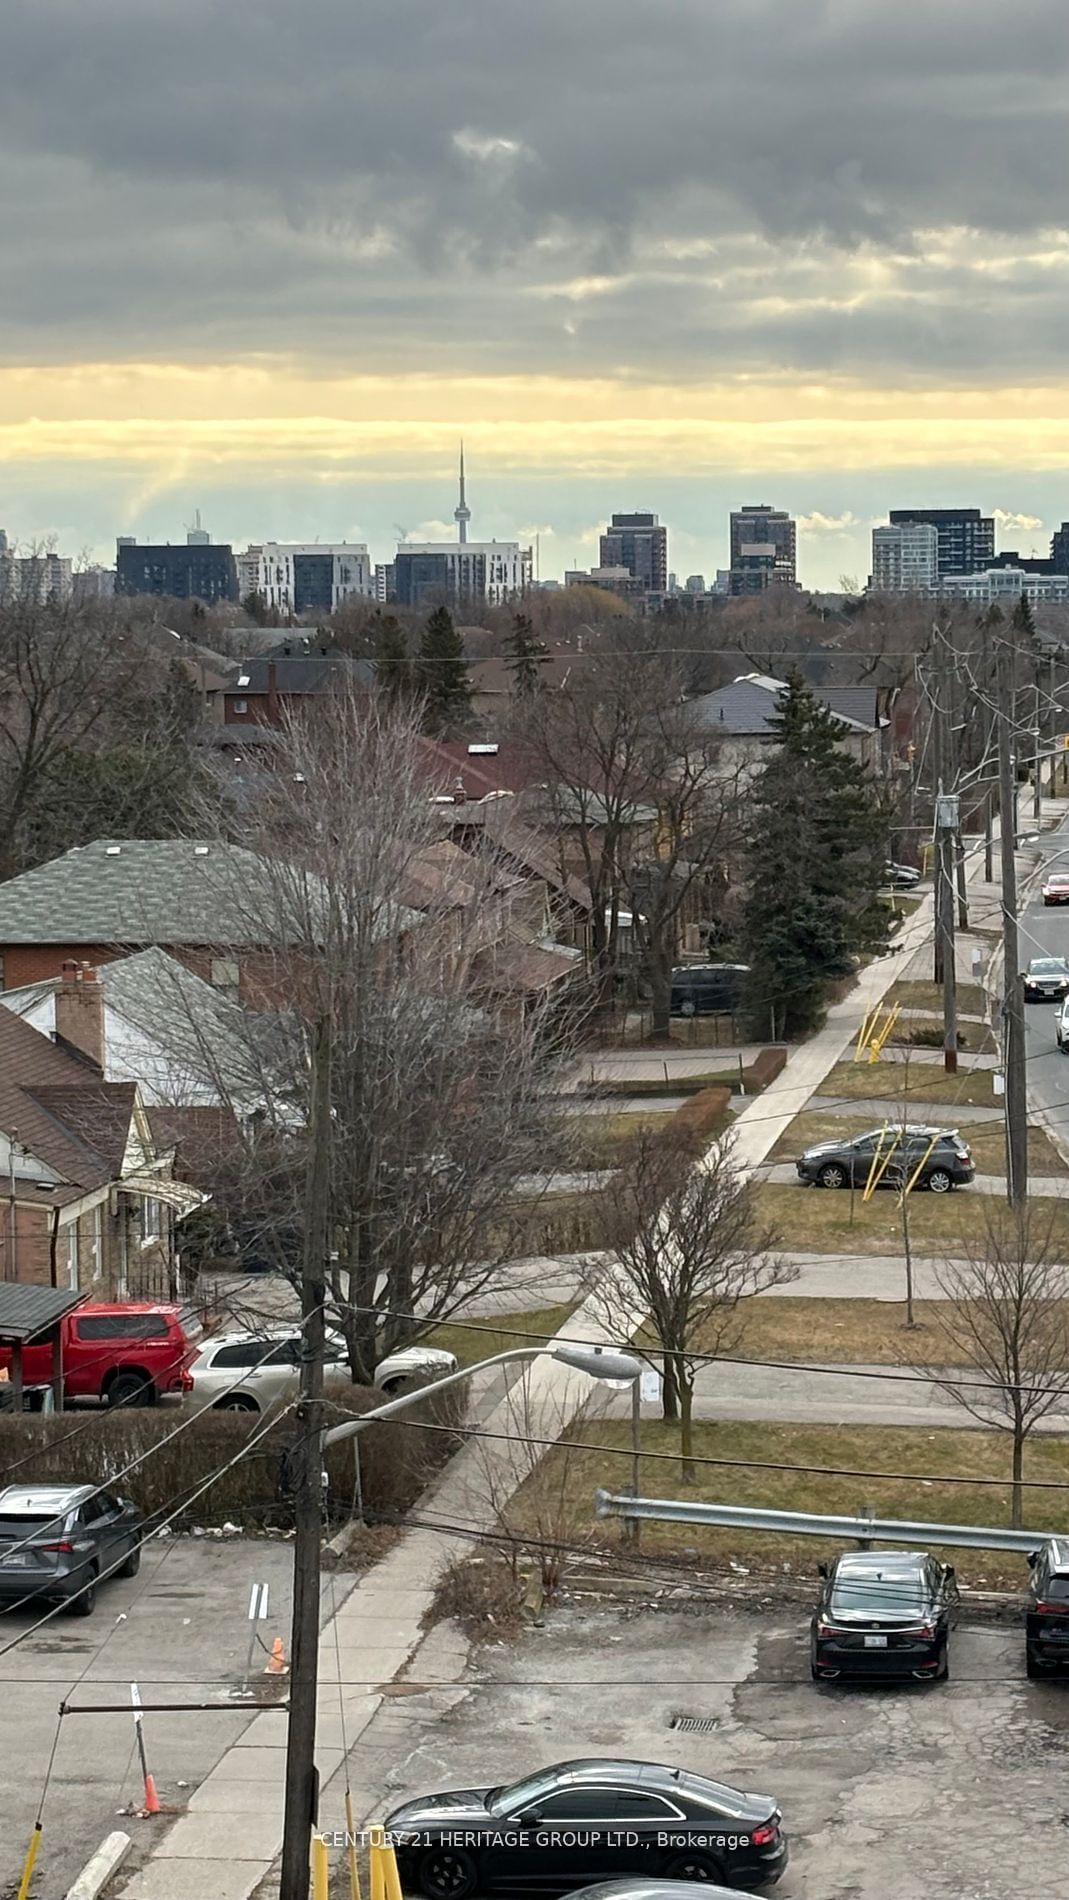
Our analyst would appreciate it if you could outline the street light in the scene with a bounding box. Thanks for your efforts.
[281,1339,642,1899]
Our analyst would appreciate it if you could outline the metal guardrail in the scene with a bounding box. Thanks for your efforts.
[594,1491,1051,1554]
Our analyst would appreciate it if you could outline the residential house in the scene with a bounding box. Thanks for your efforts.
[0,837,336,1004]
[0,981,194,1296]
[220,655,375,727]
[686,673,888,776]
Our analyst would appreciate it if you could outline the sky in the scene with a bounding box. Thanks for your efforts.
[2,0,1069,590]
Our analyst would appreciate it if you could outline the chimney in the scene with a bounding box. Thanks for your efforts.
[452,775,467,805]
[55,961,105,1071]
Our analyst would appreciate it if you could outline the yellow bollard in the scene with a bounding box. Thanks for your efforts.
[345,1792,362,1900]
[312,1833,330,1900]
[369,1824,388,1900]
[16,1824,42,1900]
[383,1839,404,1900]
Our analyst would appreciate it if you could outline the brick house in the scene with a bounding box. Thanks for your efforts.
[220,655,375,727]
[0,971,197,1295]
[0,837,311,1005]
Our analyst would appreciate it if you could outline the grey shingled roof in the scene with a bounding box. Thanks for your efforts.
[230,656,375,695]
[688,676,875,737]
[0,1284,87,1343]
[0,840,306,947]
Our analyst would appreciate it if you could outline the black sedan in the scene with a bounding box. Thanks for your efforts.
[0,1482,142,1616]
[811,1550,958,1682]
[795,1125,974,1193]
[1023,956,1069,1002]
[385,1759,787,1895]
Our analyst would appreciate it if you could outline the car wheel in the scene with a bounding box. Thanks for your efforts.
[107,1372,154,1408]
[817,1163,848,1190]
[118,1545,141,1579]
[664,1853,727,1884]
[1026,1649,1047,1679]
[68,1567,98,1617]
[214,1395,260,1412]
[927,1168,953,1194]
[418,1848,477,1900]
[937,1642,950,1681]
[679,999,697,1018]
[377,1378,403,1396]
[810,1659,823,1681]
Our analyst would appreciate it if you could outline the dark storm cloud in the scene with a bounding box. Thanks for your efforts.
[2,0,1068,376]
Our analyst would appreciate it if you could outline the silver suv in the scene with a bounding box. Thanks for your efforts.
[187,1329,458,1412]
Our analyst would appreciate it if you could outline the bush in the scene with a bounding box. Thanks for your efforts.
[428,1554,525,1637]
[749,1046,788,1088]
[667,1087,732,1155]
[0,1384,466,1531]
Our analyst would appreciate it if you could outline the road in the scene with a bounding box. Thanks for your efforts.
[0,1537,294,1898]
[1021,812,1069,1153]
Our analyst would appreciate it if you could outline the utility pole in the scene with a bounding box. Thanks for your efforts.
[933,628,958,1071]
[279,1014,332,1900]
[997,641,1028,1211]
[1034,678,1043,823]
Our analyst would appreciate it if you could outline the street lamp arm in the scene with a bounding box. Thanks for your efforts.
[322,1341,641,1449]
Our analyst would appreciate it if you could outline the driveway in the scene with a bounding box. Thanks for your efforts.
[0,1537,294,1898]
[366,1600,1064,1900]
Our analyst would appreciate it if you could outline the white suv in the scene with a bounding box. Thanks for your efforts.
[187,1329,457,1412]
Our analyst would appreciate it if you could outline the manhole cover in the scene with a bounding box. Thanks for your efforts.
[668,1713,719,1734]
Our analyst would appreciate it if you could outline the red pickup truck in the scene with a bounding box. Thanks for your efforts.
[0,1302,203,1407]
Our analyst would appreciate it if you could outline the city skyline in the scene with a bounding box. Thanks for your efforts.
[2,1,1068,590]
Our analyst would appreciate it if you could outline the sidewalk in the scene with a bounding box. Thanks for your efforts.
[758,1160,1069,1198]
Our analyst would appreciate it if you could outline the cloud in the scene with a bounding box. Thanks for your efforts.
[797,511,859,535]
[0,0,1067,390]
[993,507,1044,536]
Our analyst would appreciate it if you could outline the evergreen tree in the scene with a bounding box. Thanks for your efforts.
[505,611,549,697]
[417,605,472,733]
[740,674,889,1037]
[1012,591,1037,647]
[374,612,415,705]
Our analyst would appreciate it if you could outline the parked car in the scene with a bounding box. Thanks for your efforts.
[0,1483,143,1617]
[385,1758,787,1895]
[810,1549,958,1682]
[1025,1537,1069,1677]
[0,1302,203,1408]
[187,1328,458,1411]
[669,964,750,1018]
[565,1882,742,1900]
[1042,873,1069,906]
[884,862,921,890]
[1023,956,1069,1001]
[795,1125,974,1194]
[1057,998,1069,1049]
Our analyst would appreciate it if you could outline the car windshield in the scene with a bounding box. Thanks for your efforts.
[1031,960,1067,975]
[491,1770,562,1814]
[831,1575,927,1616]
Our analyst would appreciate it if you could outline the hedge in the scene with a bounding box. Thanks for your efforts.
[666,1086,733,1154]
[0,1385,466,1532]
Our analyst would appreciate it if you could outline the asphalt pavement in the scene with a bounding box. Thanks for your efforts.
[1019,812,1069,1154]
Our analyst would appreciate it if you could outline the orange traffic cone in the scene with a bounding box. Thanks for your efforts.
[141,1773,162,1816]
[264,1636,289,1676]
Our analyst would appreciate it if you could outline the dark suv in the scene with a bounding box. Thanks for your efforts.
[1025,1538,1069,1676]
[796,1125,974,1194]
[669,964,749,1017]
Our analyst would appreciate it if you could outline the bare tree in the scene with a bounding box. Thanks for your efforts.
[162,686,570,1383]
[932,1206,1069,1526]
[585,1128,791,1476]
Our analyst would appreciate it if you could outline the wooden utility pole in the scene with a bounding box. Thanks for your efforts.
[933,629,958,1071]
[997,641,1028,1210]
[280,1013,332,1900]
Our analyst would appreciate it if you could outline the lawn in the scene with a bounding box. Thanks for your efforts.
[818,1059,998,1108]
[767,1109,1068,1177]
[885,979,988,1016]
[889,1016,997,1055]
[511,1416,1068,1590]
[729,1294,1069,1366]
[567,1111,674,1168]
[750,1180,1069,1255]
[426,1304,577,1367]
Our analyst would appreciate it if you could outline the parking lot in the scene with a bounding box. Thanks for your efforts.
[0,1536,293,1898]
[364,1597,1069,1900]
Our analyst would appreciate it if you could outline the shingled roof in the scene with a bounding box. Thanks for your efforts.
[0,839,308,947]
[0,1009,139,1199]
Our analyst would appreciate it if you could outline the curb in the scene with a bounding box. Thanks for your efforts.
[64,1831,132,1900]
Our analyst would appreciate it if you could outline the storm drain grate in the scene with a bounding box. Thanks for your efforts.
[669,1712,720,1734]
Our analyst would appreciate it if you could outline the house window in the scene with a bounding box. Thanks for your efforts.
[232,698,248,714]
[210,957,240,991]
[140,1197,162,1244]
